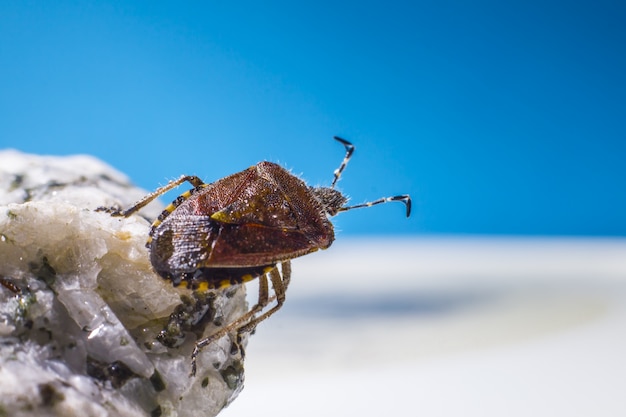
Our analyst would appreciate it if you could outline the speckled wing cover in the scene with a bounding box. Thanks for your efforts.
[150,162,335,278]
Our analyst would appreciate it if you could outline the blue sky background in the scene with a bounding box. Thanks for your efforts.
[0,1,624,236]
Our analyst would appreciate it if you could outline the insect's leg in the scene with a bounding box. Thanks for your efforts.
[281,260,292,292]
[236,260,291,336]
[190,273,272,376]
[254,261,291,305]
[103,175,205,217]
[339,194,412,217]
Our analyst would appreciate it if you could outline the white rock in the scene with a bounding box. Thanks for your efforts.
[0,150,248,417]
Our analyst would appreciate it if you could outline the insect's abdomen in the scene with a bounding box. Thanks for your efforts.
[149,214,218,283]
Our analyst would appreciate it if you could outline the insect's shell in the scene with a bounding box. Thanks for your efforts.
[148,161,335,288]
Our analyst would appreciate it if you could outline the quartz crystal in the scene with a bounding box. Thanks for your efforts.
[0,150,247,417]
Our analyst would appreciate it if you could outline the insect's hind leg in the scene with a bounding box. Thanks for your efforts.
[190,271,271,376]
[236,261,291,336]
[98,175,205,217]
[189,262,291,376]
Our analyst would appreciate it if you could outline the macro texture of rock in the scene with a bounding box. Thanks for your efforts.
[0,150,247,417]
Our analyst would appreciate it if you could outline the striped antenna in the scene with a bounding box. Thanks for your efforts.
[330,137,411,217]
[330,136,355,188]
[339,195,412,217]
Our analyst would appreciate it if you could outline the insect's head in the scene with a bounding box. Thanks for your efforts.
[312,137,412,218]
[309,186,348,217]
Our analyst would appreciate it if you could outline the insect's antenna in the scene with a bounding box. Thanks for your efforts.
[330,136,355,189]
[339,195,412,217]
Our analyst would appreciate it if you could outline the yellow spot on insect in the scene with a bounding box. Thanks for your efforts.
[210,211,230,223]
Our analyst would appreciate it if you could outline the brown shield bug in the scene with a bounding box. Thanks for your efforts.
[107,136,410,375]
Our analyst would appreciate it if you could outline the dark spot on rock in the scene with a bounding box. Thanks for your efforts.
[150,370,166,392]
[38,383,64,407]
[150,405,163,417]
[220,362,244,391]
[86,357,138,389]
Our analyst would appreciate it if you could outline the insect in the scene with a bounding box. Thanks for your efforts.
[107,136,410,376]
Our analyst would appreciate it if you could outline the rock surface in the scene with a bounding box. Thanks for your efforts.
[0,150,247,417]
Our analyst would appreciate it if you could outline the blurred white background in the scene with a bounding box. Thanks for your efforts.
[221,237,626,417]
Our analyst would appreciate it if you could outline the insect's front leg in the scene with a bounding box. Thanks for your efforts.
[97,175,205,217]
